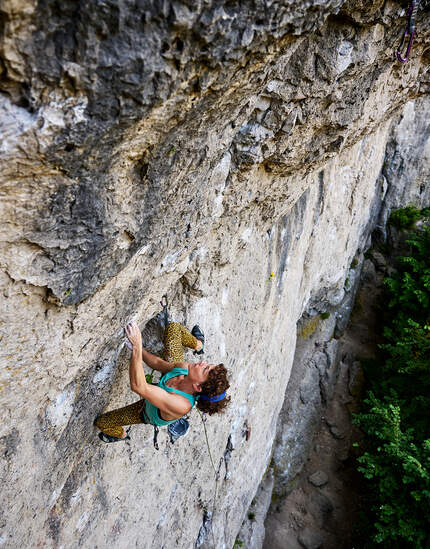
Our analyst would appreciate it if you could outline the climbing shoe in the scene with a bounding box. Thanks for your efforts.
[191,325,205,355]
[98,431,130,444]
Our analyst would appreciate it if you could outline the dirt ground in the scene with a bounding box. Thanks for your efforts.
[263,258,384,549]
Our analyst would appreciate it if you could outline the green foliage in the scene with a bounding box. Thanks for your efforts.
[388,205,429,230]
[320,312,330,320]
[353,224,430,548]
[145,371,154,384]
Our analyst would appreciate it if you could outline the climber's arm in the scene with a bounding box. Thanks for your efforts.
[126,322,150,393]
[128,349,170,408]
[125,321,177,374]
[141,348,177,374]
[125,324,190,416]
[134,384,191,418]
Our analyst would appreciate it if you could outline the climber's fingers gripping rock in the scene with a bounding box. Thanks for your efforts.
[125,322,142,349]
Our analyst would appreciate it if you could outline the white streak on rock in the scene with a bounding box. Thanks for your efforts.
[222,287,229,306]
[92,362,114,385]
[0,96,35,154]
[241,227,253,243]
[336,41,354,74]
[76,512,89,532]
[210,152,231,192]
[45,385,76,428]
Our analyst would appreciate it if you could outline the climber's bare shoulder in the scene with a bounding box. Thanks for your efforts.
[145,384,192,418]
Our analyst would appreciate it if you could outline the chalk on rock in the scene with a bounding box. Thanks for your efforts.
[308,470,328,487]
[298,528,323,549]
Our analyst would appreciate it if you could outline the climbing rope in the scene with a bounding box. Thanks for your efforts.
[198,409,220,549]
[157,295,220,545]
[396,0,421,63]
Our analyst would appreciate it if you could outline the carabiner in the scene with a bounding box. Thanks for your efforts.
[397,27,415,63]
[396,1,420,63]
[160,294,170,327]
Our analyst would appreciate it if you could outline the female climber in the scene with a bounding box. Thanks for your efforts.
[95,320,230,443]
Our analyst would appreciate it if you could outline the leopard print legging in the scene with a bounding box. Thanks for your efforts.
[95,322,199,438]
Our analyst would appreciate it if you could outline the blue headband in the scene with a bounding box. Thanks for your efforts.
[199,392,226,402]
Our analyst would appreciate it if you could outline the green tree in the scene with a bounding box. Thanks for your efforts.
[354,220,430,548]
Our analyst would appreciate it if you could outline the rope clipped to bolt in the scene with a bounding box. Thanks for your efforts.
[396,1,421,63]
[160,294,220,545]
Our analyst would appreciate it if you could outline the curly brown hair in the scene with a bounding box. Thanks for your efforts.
[197,363,230,415]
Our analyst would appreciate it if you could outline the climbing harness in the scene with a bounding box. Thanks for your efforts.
[167,417,190,443]
[396,0,421,63]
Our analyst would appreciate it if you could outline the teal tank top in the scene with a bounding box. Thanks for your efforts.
[144,368,196,427]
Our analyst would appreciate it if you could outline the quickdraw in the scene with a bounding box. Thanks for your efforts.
[396,1,421,63]
[160,294,169,327]
[153,425,160,451]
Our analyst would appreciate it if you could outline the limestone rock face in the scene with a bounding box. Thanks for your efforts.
[0,1,429,548]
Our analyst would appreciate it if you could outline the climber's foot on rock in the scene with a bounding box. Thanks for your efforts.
[191,325,205,355]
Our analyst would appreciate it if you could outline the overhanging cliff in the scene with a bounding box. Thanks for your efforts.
[0,1,429,547]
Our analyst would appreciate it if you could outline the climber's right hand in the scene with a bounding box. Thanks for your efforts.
[125,321,142,349]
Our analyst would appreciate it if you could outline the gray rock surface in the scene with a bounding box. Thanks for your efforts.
[235,471,275,549]
[0,1,429,548]
[371,250,388,272]
[298,529,324,549]
[308,471,328,488]
[328,424,344,439]
[262,103,430,546]
[361,258,377,283]
[377,96,430,238]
